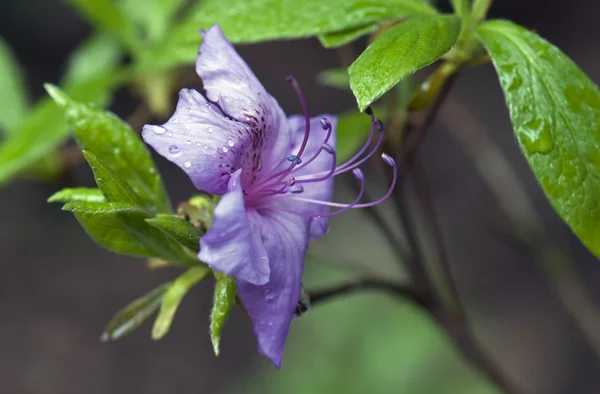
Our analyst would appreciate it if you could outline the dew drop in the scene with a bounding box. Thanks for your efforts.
[196,142,201,146]
[186,140,191,144]
[203,145,208,149]
[168,145,181,157]
[183,161,192,168]
[289,185,304,194]
[149,125,166,135]
[185,125,191,131]
[227,139,235,147]
[222,146,229,153]
[172,119,179,124]
[207,127,214,133]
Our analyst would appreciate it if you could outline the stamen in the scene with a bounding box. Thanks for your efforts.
[276,153,397,209]
[267,168,366,218]
[285,76,311,160]
[290,117,333,172]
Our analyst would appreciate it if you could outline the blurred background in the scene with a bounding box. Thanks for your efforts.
[1,0,600,393]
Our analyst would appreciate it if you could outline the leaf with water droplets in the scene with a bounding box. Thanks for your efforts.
[478,20,600,257]
[210,273,236,356]
[349,15,461,110]
[138,0,437,70]
[152,266,210,340]
[102,282,172,341]
[45,85,171,213]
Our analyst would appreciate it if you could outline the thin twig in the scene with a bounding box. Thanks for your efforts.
[308,278,429,309]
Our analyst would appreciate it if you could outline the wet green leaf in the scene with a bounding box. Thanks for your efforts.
[152,266,210,339]
[141,0,437,70]
[349,15,461,110]
[48,187,106,204]
[318,24,377,49]
[210,273,236,356]
[146,214,202,253]
[83,151,144,205]
[45,85,170,213]
[0,37,28,135]
[102,282,172,341]
[68,203,197,264]
[478,20,600,257]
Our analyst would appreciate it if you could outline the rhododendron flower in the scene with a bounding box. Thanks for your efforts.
[142,25,396,367]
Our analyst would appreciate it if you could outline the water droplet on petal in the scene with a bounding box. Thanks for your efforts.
[222,146,229,153]
[149,125,166,135]
[172,119,179,124]
[183,161,192,168]
[185,125,191,130]
[267,321,273,327]
[168,145,181,157]
[196,142,201,146]
[207,127,214,133]
[203,145,208,149]
[186,140,191,144]
[227,139,235,147]
[289,185,304,193]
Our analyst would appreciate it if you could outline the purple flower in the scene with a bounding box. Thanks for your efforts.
[142,25,396,367]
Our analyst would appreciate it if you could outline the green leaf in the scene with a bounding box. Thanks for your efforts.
[145,214,202,253]
[65,201,197,264]
[48,187,105,203]
[349,15,461,110]
[152,266,210,339]
[101,282,172,341]
[142,0,437,70]
[83,151,144,205]
[45,85,170,213]
[477,20,600,257]
[68,0,139,52]
[210,273,236,356]
[317,68,350,90]
[0,34,121,186]
[62,201,149,215]
[336,106,387,165]
[0,37,28,135]
[318,24,377,49]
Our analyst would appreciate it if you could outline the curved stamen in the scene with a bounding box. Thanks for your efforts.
[289,118,333,172]
[270,153,397,209]
[334,107,377,171]
[331,119,384,176]
[267,168,366,218]
[284,76,311,161]
[294,143,336,184]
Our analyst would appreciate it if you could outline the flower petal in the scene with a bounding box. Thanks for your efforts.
[287,114,338,239]
[197,25,290,176]
[198,170,270,285]
[237,210,310,368]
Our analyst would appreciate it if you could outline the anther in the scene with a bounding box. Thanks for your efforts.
[287,155,302,165]
[375,119,383,132]
[320,118,331,130]
[364,106,373,115]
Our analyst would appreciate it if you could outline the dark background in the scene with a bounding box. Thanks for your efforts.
[1,1,600,393]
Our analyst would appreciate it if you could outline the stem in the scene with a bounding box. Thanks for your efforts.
[471,0,493,21]
[308,278,429,309]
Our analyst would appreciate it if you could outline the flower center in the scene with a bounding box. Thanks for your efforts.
[243,77,397,217]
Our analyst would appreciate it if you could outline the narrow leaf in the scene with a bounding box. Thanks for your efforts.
[477,20,600,257]
[67,204,197,264]
[82,151,143,205]
[210,274,236,356]
[318,24,377,49]
[62,201,149,215]
[146,214,202,253]
[0,37,28,135]
[48,187,106,203]
[152,266,210,339]
[45,85,170,213]
[101,282,172,341]
[349,15,461,110]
